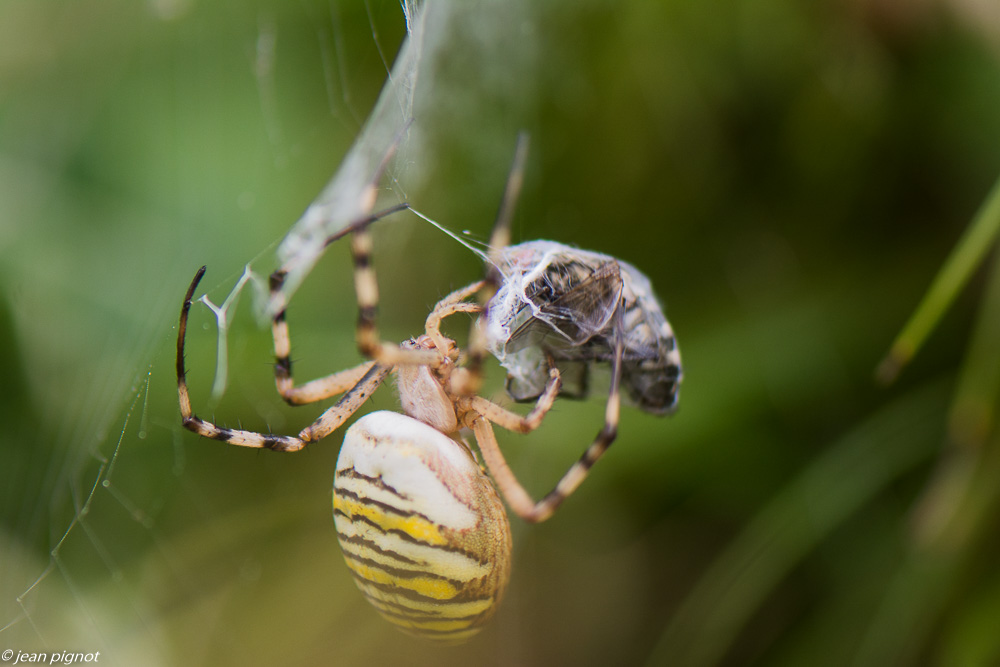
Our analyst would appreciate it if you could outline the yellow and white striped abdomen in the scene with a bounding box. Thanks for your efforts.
[333,411,512,642]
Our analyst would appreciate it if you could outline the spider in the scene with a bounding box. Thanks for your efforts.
[174,138,552,640]
[175,134,676,638]
[178,261,542,641]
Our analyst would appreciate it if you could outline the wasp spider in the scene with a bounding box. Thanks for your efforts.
[174,136,570,639]
[176,136,678,640]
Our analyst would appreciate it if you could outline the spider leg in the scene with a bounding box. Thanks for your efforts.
[176,124,420,451]
[484,131,530,263]
[460,364,561,434]
[327,123,442,369]
[429,281,563,436]
[297,362,393,442]
[349,222,439,368]
[424,280,485,356]
[462,133,531,396]
[268,266,378,406]
[469,305,624,523]
[266,150,410,403]
[176,267,390,452]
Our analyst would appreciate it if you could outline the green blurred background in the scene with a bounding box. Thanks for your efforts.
[3,1,1000,665]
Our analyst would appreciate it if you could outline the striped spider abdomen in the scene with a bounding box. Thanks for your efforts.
[333,411,512,642]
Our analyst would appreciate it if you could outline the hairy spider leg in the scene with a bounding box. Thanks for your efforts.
[467,306,625,523]
[268,203,410,406]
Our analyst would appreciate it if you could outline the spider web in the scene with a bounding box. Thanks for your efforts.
[0,1,551,665]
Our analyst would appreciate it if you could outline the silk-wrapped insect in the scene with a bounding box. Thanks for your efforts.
[484,240,682,415]
[452,134,683,524]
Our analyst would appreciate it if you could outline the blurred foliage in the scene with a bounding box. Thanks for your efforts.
[2,1,1000,666]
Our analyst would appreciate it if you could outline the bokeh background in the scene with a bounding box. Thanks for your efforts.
[3,1,1000,665]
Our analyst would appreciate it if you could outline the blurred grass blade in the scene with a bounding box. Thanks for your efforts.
[904,230,1000,575]
[646,382,946,667]
[946,246,1000,451]
[853,551,954,667]
[877,173,1000,384]
[861,183,1000,667]
[858,436,1000,667]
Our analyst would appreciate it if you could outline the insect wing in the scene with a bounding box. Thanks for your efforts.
[496,260,623,401]
[512,260,624,347]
